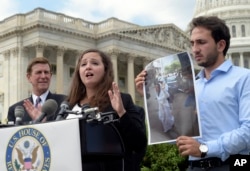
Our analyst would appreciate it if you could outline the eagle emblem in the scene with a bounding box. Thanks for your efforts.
[15,140,40,170]
[5,127,51,171]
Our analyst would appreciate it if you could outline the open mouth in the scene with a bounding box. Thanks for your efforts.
[86,72,94,77]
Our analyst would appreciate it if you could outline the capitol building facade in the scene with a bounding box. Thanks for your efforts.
[0,0,249,122]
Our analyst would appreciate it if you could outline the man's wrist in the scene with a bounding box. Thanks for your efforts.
[199,144,208,158]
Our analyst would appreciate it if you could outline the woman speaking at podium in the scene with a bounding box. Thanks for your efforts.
[65,48,147,171]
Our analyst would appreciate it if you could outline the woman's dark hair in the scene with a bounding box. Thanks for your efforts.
[67,49,114,111]
[189,16,231,56]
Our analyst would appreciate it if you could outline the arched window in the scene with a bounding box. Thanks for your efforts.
[241,25,246,37]
[232,25,236,37]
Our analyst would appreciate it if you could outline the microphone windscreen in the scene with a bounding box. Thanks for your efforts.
[14,106,25,118]
[42,99,58,117]
[60,100,70,108]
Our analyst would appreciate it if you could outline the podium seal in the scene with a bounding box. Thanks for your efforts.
[5,127,51,171]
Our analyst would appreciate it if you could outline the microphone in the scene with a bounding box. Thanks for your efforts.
[81,104,95,120]
[33,99,58,124]
[55,101,70,121]
[81,105,118,124]
[14,106,24,125]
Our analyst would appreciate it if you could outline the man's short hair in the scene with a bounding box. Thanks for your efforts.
[26,57,52,74]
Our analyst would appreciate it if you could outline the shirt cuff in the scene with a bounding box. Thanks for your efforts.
[207,140,229,161]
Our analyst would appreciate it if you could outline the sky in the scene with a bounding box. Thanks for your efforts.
[0,0,196,31]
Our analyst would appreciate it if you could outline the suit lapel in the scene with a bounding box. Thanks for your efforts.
[45,91,52,100]
[28,96,34,104]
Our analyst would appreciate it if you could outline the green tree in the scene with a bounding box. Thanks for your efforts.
[164,61,181,74]
[141,143,188,171]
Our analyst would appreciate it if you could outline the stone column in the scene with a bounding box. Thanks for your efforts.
[0,92,4,123]
[3,51,10,121]
[21,48,31,98]
[35,42,45,57]
[107,48,120,83]
[11,47,19,102]
[127,54,135,101]
[56,47,65,94]
[110,53,118,83]
[240,52,244,67]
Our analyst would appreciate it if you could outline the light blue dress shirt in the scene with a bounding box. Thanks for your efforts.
[192,59,250,161]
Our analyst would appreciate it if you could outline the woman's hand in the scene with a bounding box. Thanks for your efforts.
[108,82,126,117]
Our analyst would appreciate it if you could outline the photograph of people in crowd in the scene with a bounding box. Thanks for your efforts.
[143,52,200,144]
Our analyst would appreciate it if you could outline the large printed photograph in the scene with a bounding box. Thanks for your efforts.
[143,52,201,144]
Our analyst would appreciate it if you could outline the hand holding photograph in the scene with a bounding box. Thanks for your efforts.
[143,52,201,145]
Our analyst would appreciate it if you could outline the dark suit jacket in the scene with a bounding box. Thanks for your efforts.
[80,93,147,171]
[7,92,66,124]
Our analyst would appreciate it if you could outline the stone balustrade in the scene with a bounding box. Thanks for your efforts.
[0,8,138,37]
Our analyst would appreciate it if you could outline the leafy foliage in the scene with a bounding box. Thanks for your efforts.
[141,143,188,171]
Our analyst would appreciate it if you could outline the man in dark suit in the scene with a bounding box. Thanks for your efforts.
[8,57,66,124]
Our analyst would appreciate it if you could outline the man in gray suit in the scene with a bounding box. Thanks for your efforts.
[8,57,66,124]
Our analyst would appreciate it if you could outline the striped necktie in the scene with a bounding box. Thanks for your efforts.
[35,97,41,108]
